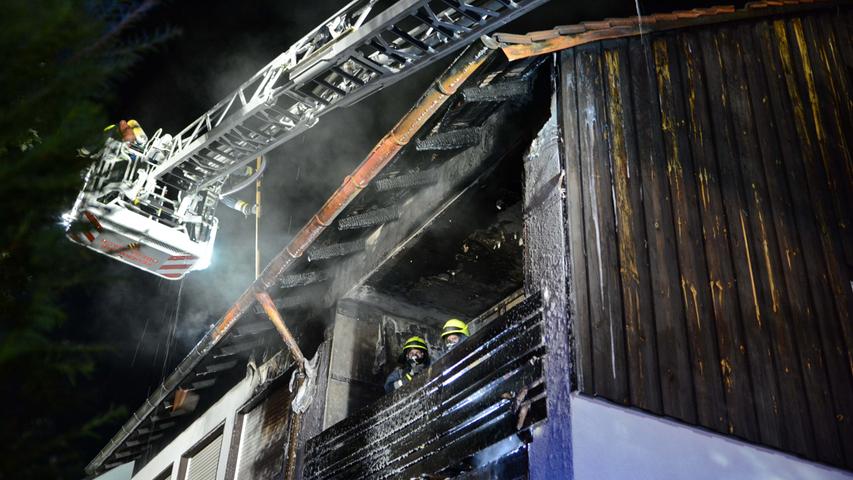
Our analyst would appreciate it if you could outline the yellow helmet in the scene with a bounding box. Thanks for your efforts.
[441,319,469,338]
[128,119,146,139]
[402,336,428,352]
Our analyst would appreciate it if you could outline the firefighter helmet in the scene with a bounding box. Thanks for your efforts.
[441,319,469,338]
[402,336,428,352]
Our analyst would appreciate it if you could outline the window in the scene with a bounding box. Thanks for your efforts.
[235,386,292,479]
[179,427,224,480]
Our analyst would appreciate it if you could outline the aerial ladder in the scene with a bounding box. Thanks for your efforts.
[64,0,547,279]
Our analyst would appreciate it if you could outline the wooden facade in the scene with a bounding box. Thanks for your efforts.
[560,6,853,468]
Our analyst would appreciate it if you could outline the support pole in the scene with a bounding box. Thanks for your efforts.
[254,156,262,279]
[524,75,572,479]
[255,290,306,370]
[284,374,305,480]
[257,287,304,480]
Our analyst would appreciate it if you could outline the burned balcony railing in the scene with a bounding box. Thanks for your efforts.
[304,294,545,480]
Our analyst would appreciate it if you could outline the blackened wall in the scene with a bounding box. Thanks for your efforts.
[559,6,853,469]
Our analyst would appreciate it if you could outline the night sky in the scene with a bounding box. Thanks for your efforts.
[65,0,745,469]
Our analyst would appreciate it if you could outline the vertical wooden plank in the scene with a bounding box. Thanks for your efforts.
[698,27,785,449]
[727,23,817,459]
[602,39,663,413]
[801,15,853,268]
[559,49,594,394]
[785,15,853,402]
[819,13,853,259]
[828,10,853,214]
[822,8,853,467]
[814,13,853,165]
[524,77,573,480]
[796,16,853,363]
[677,31,760,440]
[748,19,846,467]
[628,36,697,422]
[829,10,853,121]
[576,44,630,404]
[769,17,853,468]
[652,36,728,433]
[830,10,853,74]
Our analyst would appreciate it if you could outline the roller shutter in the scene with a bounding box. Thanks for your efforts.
[236,386,291,479]
[185,433,222,480]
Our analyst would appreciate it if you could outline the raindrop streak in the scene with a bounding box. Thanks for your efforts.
[149,293,172,373]
[634,0,653,76]
[635,0,645,34]
[161,279,184,381]
[130,311,151,367]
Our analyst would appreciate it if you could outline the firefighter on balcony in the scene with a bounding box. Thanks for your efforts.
[384,336,430,393]
[441,319,469,351]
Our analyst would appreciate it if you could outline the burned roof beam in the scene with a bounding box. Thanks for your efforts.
[374,169,440,192]
[212,339,264,358]
[185,378,217,391]
[338,206,401,230]
[279,270,329,288]
[462,79,532,102]
[324,87,543,307]
[233,320,275,336]
[199,359,239,374]
[307,239,365,261]
[137,421,177,435]
[416,126,483,151]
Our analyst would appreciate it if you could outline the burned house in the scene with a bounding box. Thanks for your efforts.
[88,2,853,479]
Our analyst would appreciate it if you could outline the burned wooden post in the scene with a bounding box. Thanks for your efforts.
[523,89,573,478]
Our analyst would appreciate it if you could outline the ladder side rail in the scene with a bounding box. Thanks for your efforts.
[195,0,548,189]
[154,0,379,178]
[154,57,288,178]
[150,1,417,183]
[153,0,434,182]
[153,0,548,189]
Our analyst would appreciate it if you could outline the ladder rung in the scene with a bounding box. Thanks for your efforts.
[331,66,366,86]
[316,78,348,97]
[391,26,432,53]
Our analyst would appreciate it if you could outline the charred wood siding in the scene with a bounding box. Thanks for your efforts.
[560,7,853,469]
